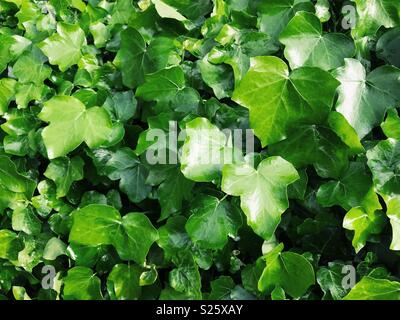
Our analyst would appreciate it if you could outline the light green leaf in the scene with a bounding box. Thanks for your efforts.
[258,244,315,298]
[107,264,142,300]
[343,207,386,253]
[232,56,339,146]
[334,58,400,139]
[344,276,400,300]
[366,138,400,197]
[13,46,51,85]
[12,206,41,236]
[0,230,23,261]
[386,196,400,250]
[352,0,400,38]
[38,23,86,72]
[38,96,113,159]
[280,12,354,70]
[222,156,299,240]
[0,78,17,115]
[181,117,243,182]
[62,267,102,300]
[382,109,400,140]
[317,262,350,300]
[186,195,242,250]
[44,156,84,198]
[69,204,158,264]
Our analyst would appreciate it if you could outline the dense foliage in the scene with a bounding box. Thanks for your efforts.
[0,0,400,300]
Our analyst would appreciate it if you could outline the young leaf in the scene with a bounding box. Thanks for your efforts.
[62,267,103,300]
[344,276,400,300]
[38,96,113,159]
[222,156,299,240]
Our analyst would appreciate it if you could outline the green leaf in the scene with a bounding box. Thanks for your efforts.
[136,66,186,103]
[38,95,113,159]
[0,78,17,115]
[0,230,23,261]
[43,237,67,260]
[382,109,400,140]
[366,138,400,197]
[208,276,235,300]
[180,117,242,182]
[107,264,142,300]
[269,125,350,179]
[334,58,400,139]
[89,148,151,203]
[343,207,386,253]
[198,56,234,99]
[13,46,51,85]
[146,164,194,220]
[315,0,330,22]
[12,206,41,236]
[186,195,242,250]
[0,155,36,198]
[258,244,315,298]
[232,56,339,146]
[44,156,84,198]
[38,23,86,72]
[103,91,137,123]
[258,0,314,45]
[344,276,400,300]
[169,263,202,300]
[386,196,400,250]
[69,204,159,264]
[352,0,400,38]
[114,28,146,89]
[377,27,400,68]
[62,266,102,300]
[317,262,350,300]
[280,12,354,70]
[222,156,299,240]
[317,162,381,215]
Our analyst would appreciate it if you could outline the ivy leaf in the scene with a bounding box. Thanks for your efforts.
[367,139,400,197]
[344,276,400,300]
[12,206,41,236]
[0,230,23,261]
[232,56,339,146]
[222,156,299,240]
[180,117,242,182]
[343,207,386,253]
[62,267,102,300]
[146,164,194,221]
[317,262,350,300]
[382,109,400,140]
[280,12,355,71]
[69,204,159,264]
[13,46,51,85]
[258,244,315,299]
[269,125,349,179]
[334,59,400,139]
[38,96,113,159]
[89,148,151,203]
[136,66,186,103]
[352,0,400,38]
[107,264,142,300]
[208,276,235,300]
[0,78,17,115]
[185,195,242,250]
[44,156,84,198]
[114,28,146,89]
[386,196,400,250]
[317,162,382,215]
[103,91,137,123]
[377,27,400,68]
[258,0,314,45]
[38,23,86,72]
